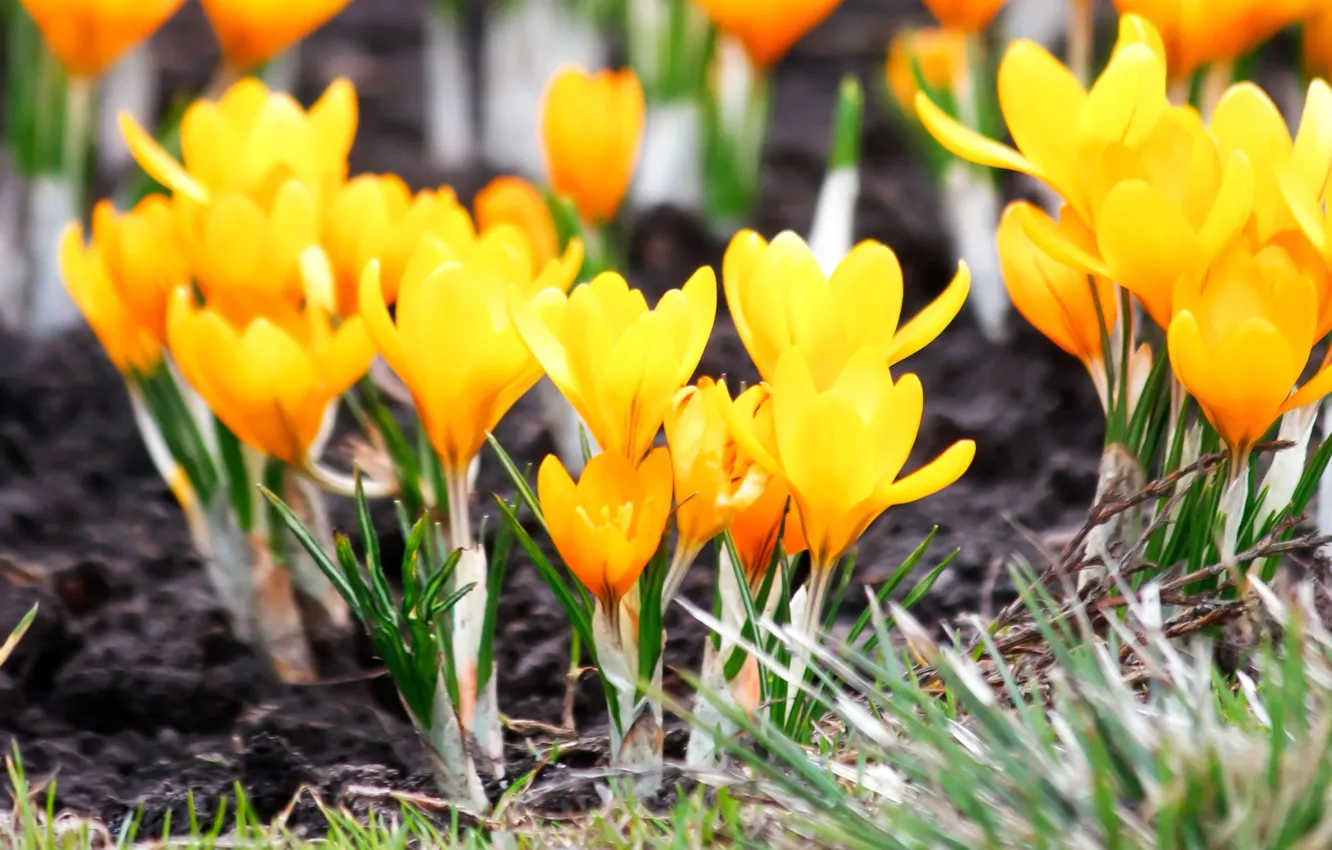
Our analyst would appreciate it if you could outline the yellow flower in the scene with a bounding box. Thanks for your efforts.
[997,202,1119,400]
[1113,0,1318,79]
[538,447,674,611]
[719,346,975,570]
[200,0,353,72]
[89,195,188,345]
[167,289,374,465]
[541,66,645,225]
[120,77,356,204]
[20,0,184,77]
[886,27,968,121]
[692,0,843,68]
[920,0,1009,32]
[173,179,320,326]
[723,230,969,389]
[1168,240,1332,464]
[511,269,717,464]
[728,472,808,586]
[664,377,769,558]
[916,14,1170,222]
[1211,80,1332,247]
[358,239,584,477]
[319,174,415,317]
[475,176,560,273]
[60,225,162,375]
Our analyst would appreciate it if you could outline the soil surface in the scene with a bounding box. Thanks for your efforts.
[0,0,1103,833]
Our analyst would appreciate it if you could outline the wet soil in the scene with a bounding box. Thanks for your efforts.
[0,0,1103,833]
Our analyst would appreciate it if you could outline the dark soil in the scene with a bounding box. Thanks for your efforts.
[0,0,1102,833]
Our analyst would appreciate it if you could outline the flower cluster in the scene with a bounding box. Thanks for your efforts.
[921,15,1332,472]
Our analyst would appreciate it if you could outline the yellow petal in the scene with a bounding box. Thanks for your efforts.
[915,92,1039,177]
[883,261,970,366]
[883,440,976,505]
[119,112,208,203]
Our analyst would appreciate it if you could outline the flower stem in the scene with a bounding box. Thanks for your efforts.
[1067,0,1094,87]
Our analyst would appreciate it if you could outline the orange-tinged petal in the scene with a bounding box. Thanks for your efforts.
[200,0,354,71]
[694,0,843,66]
[475,176,560,272]
[919,0,1007,32]
[21,0,185,77]
[1097,180,1196,329]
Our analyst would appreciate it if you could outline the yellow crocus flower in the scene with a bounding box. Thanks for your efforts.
[915,14,1170,223]
[692,0,843,68]
[358,239,583,478]
[20,0,185,77]
[664,377,769,562]
[538,447,674,612]
[718,346,975,572]
[475,176,561,273]
[120,77,356,204]
[173,179,320,327]
[89,196,188,346]
[511,269,717,464]
[886,27,968,121]
[200,0,353,73]
[1083,106,1254,330]
[920,0,1009,33]
[1306,6,1332,82]
[167,289,374,465]
[1168,240,1332,466]
[723,230,969,389]
[541,66,645,226]
[1211,80,1332,246]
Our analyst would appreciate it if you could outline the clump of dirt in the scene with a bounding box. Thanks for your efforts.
[0,0,1102,829]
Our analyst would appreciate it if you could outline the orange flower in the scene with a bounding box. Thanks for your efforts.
[664,378,769,558]
[728,468,808,587]
[541,66,645,225]
[200,0,354,72]
[886,27,968,121]
[538,447,674,610]
[1168,240,1332,465]
[20,0,185,77]
[475,176,560,273]
[1115,0,1318,79]
[693,0,843,68]
[1306,5,1332,81]
[920,0,1008,32]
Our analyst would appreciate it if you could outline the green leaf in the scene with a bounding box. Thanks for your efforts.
[493,494,594,653]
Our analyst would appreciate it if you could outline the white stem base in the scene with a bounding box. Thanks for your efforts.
[1261,402,1318,525]
[632,102,704,212]
[26,176,81,337]
[98,44,158,177]
[261,43,302,95]
[0,163,25,330]
[482,0,606,177]
[942,162,1007,343]
[421,675,488,812]
[424,7,476,171]
[807,167,859,276]
[1080,444,1145,591]
[1000,0,1067,47]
